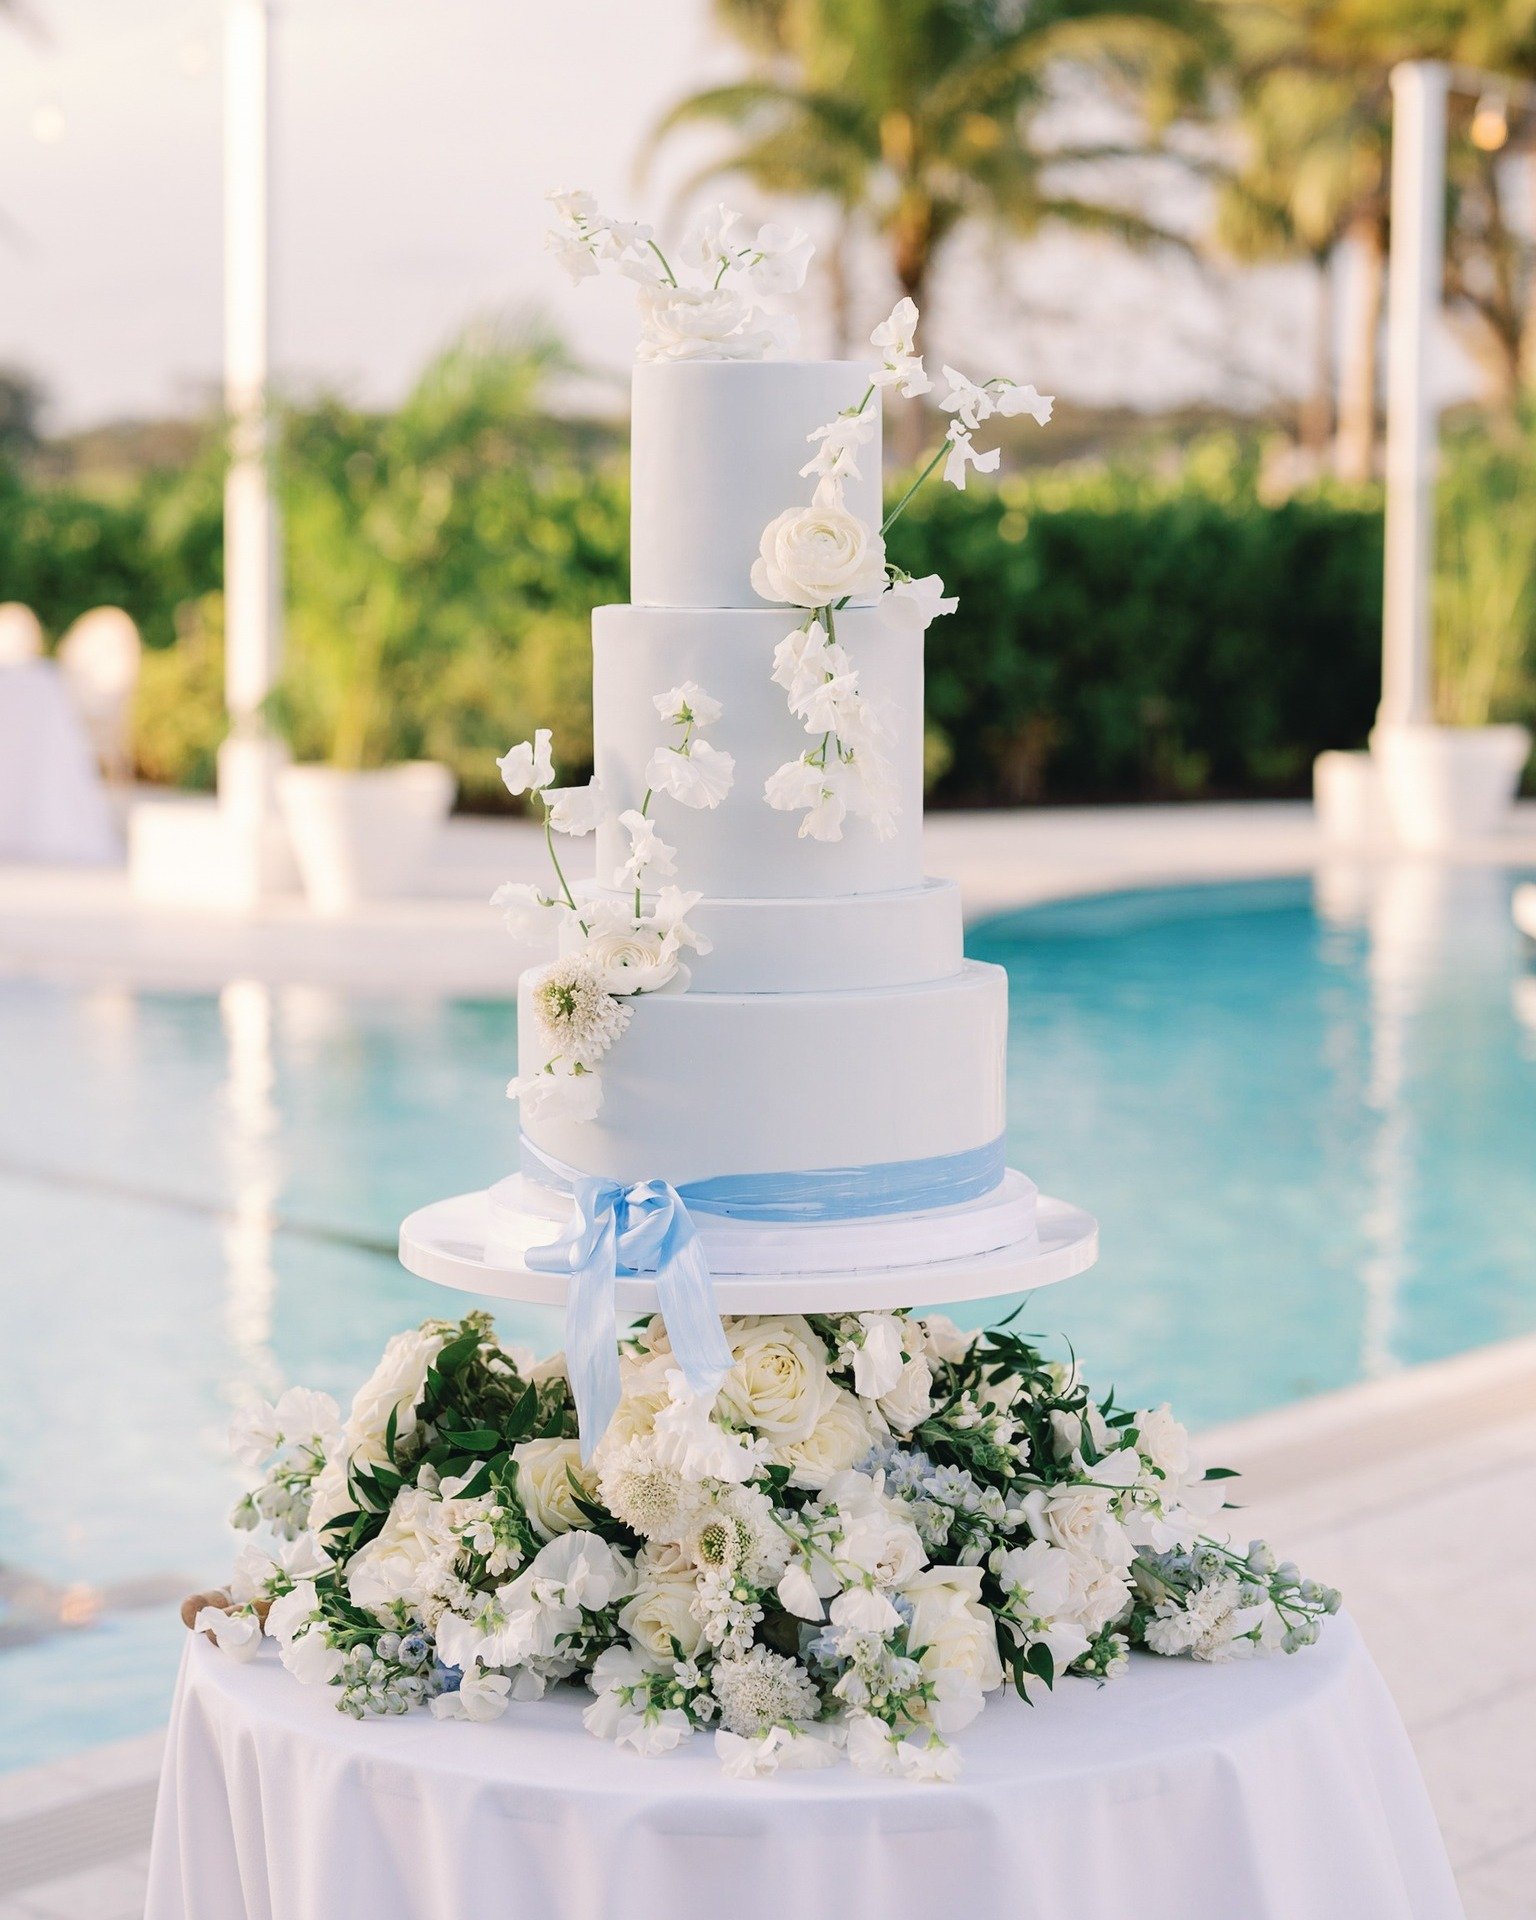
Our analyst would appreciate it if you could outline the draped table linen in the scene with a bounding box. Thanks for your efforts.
[0,660,119,863]
[145,1615,1462,1920]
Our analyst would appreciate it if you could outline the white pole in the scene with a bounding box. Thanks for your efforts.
[224,0,280,733]
[1379,60,1449,729]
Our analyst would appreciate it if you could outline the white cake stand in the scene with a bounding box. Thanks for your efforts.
[397,1185,1098,1313]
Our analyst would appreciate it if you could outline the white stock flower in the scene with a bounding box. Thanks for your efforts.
[545,780,609,836]
[507,1059,605,1122]
[751,489,887,608]
[194,1605,262,1661]
[900,1566,1004,1732]
[614,810,678,890]
[619,1543,707,1660]
[718,1316,836,1444]
[431,1669,513,1723]
[513,1438,595,1538]
[715,1725,839,1778]
[800,408,878,485]
[994,380,1054,425]
[885,573,958,628]
[645,737,736,810]
[529,958,630,1065]
[490,881,558,941]
[497,730,555,797]
[869,297,931,397]
[710,1646,820,1737]
[653,680,723,728]
[942,423,1001,491]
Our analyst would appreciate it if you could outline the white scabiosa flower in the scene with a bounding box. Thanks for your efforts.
[597,1438,697,1543]
[528,958,630,1066]
[709,1646,820,1738]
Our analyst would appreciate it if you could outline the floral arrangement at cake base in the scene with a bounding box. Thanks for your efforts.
[194,1310,1339,1781]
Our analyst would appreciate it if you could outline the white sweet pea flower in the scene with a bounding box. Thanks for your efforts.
[740,221,815,293]
[497,730,555,797]
[776,1560,826,1622]
[993,380,1054,425]
[849,1315,907,1400]
[678,201,749,273]
[771,621,851,704]
[938,364,996,431]
[790,670,866,738]
[651,1371,770,1484]
[507,1060,605,1122]
[645,737,735,809]
[614,809,678,890]
[653,681,722,728]
[799,408,878,485]
[546,228,601,284]
[715,1725,839,1777]
[281,1627,347,1687]
[545,779,609,836]
[264,1579,322,1648]
[886,573,958,628]
[228,1399,281,1466]
[194,1604,263,1661]
[942,423,1000,491]
[869,297,931,397]
[490,880,559,941]
[649,885,712,955]
[430,1669,514,1723]
[829,1585,903,1633]
[896,1733,962,1782]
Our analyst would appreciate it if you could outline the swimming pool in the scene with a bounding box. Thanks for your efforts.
[3,864,1534,1770]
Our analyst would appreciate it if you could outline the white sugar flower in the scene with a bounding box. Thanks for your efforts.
[529,957,630,1065]
[710,1646,820,1738]
[430,1669,513,1723]
[507,1058,605,1122]
[800,408,878,485]
[885,573,958,628]
[490,880,558,941]
[653,681,722,728]
[545,779,609,836]
[497,730,555,797]
[751,487,887,608]
[614,810,677,891]
[993,380,1054,425]
[942,422,1000,491]
[938,365,996,431]
[870,297,931,398]
[645,737,736,810]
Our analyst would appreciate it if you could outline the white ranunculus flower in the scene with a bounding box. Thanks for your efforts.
[513,1438,595,1539]
[849,1315,907,1400]
[497,730,554,797]
[636,284,759,362]
[431,1669,513,1723]
[347,1487,451,1612]
[194,1605,262,1661]
[750,488,887,609]
[772,1387,882,1492]
[645,737,736,810]
[653,680,722,728]
[877,1355,936,1435]
[619,1543,706,1660]
[718,1316,836,1444]
[901,1566,1004,1732]
[545,779,609,836]
[580,924,684,996]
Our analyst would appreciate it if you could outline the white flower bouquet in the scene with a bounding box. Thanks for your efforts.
[201,1310,1338,1780]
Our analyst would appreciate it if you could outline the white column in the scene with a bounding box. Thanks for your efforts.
[1379,61,1449,729]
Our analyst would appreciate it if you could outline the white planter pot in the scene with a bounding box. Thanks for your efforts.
[1312,750,1386,845]
[1371,723,1532,853]
[277,761,456,915]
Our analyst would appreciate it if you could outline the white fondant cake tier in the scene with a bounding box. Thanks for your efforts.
[631,361,882,609]
[519,961,1007,1187]
[592,602,924,899]
[486,1167,1040,1277]
[565,879,963,992]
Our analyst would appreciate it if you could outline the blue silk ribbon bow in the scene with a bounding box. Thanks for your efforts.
[523,1176,734,1461]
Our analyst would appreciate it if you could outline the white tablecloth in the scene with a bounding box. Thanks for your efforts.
[0,659,119,863]
[145,1617,1462,1920]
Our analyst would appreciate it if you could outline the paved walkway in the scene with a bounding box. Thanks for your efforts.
[2,796,1534,1916]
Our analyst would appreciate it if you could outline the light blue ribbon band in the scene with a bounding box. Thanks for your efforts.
[519,1134,1005,1459]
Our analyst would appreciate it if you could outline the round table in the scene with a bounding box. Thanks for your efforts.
[144,1618,1462,1920]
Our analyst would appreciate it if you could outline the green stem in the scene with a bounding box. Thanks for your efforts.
[542,803,587,934]
[648,239,679,288]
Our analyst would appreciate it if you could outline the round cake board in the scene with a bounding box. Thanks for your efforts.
[397,1187,1098,1314]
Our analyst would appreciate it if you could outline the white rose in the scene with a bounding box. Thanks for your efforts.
[1049,1404,1111,1461]
[1019,1483,1132,1565]
[343,1325,446,1462]
[718,1316,836,1444]
[346,1487,450,1612]
[877,1355,936,1435]
[1060,1555,1134,1636]
[580,926,684,996]
[915,1313,974,1365]
[750,492,887,609]
[619,1544,706,1660]
[900,1566,1004,1732]
[1134,1405,1192,1481]
[592,1354,676,1462]
[772,1388,882,1491]
[513,1438,595,1539]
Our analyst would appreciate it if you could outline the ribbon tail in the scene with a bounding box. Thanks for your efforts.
[534,1187,622,1466]
[654,1216,733,1403]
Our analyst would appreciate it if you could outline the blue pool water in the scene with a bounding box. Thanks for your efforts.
[2,865,1534,1770]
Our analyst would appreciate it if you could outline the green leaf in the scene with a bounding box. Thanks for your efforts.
[1025,1641,1056,1689]
[1203,1466,1240,1480]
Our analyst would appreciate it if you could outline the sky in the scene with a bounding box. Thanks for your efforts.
[0,0,1468,432]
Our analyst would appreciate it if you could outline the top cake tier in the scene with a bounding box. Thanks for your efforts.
[631,360,882,609]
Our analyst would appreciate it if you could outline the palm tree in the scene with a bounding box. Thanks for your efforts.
[650,0,1217,432]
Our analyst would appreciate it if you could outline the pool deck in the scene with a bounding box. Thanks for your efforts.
[2,796,1535,1918]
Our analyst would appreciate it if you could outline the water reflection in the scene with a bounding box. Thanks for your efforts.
[219,978,281,1404]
